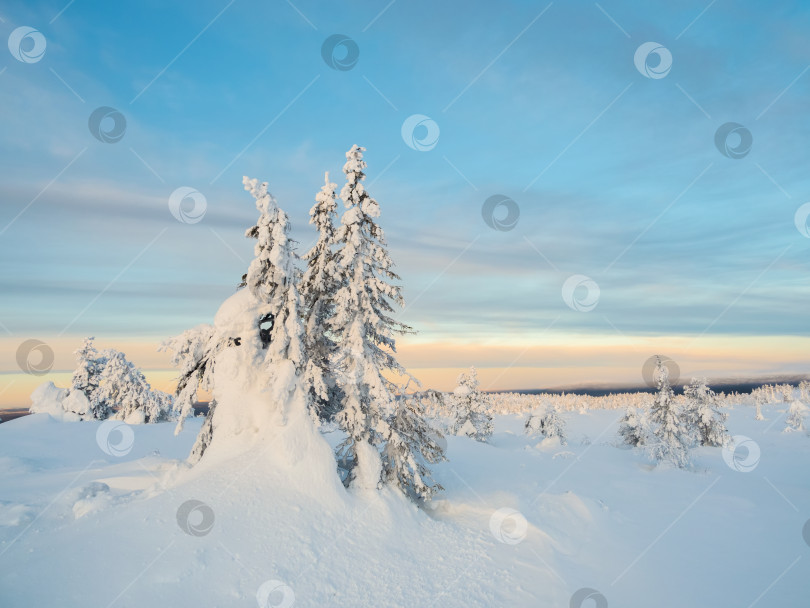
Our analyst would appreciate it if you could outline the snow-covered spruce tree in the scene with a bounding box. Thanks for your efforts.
[451,366,494,442]
[525,404,566,444]
[300,172,341,422]
[784,401,808,433]
[163,177,341,480]
[618,406,650,447]
[66,337,110,419]
[96,349,174,424]
[683,378,729,447]
[647,357,693,468]
[329,145,440,494]
[382,395,445,502]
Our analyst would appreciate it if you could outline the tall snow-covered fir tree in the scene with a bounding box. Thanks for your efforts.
[451,366,494,442]
[164,177,311,463]
[300,172,341,422]
[683,377,728,447]
[329,144,421,490]
[647,357,693,467]
[242,176,307,400]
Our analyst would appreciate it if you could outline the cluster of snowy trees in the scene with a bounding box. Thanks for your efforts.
[618,358,729,468]
[31,337,174,423]
[162,146,446,502]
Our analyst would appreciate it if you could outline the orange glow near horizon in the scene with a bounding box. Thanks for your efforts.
[1,333,808,410]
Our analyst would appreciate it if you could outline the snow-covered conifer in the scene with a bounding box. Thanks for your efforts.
[784,401,808,433]
[618,406,649,447]
[301,172,341,421]
[647,357,693,467]
[165,177,312,463]
[96,349,174,424]
[67,337,110,420]
[525,404,566,444]
[450,366,493,442]
[382,396,446,502]
[329,145,421,489]
[683,378,728,447]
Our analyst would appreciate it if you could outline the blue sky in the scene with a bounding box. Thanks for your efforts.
[2,0,810,400]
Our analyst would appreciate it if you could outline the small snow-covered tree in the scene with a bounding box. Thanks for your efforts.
[95,349,174,424]
[382,395,445,502]
[799,380,810,402]
[67,337,110,420]
[784,401,808,433]
[525,404,566,444]
[618,406,650,447]
[684,378,728,447]
[329,145,430,491]
[301,172,341,422]
[450,366,493,442]
[647,357,693,467]
[753,389,766,421]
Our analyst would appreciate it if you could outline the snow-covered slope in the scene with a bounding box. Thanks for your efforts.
[1,403,808,607]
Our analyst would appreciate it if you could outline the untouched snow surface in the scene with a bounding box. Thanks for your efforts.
[1,404,809,607]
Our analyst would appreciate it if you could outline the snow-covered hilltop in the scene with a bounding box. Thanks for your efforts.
[4,148,809,607]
